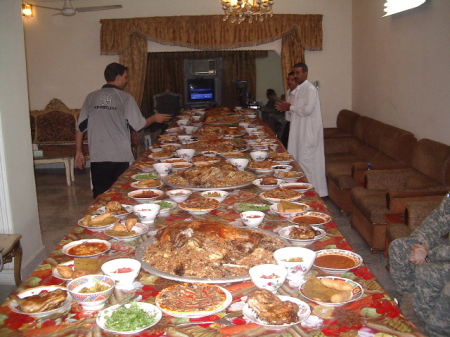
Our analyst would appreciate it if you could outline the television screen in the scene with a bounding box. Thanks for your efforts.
[187,78,215,102]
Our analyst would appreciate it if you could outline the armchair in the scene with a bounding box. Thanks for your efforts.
[350,138,450,251]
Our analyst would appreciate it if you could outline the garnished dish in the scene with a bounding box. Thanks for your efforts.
[148,150,173,160]
[131,172,159,181]
[155,283,232,317]
[9,285,72,318]
[252,177,283,190]
[153,200,176,213]
[104,219,149,241]
[62,239,111,258]
[96,201,133,219]
[53,258,103,280]
[277,225,327,246]
[260,188,302,203]
[234,202,271,212]
[181,139,247,153]
[97,302,162,334]
[79,213,116,231]
[275,171,304,181]
[134,161,157,172]
[178,197,220,215]
[313,249,363,274]
[131,178,162,189]
[243,289,310,327]
[164,162,255,190]
[289,211,331,226]
[269,201,310,217]
[300,276,364,307]
[248,160,274,170]
[138,220,287,282]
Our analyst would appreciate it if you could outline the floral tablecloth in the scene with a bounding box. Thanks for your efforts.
[0,124,425,337]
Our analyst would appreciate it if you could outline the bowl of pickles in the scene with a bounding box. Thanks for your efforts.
[67,275,115,310]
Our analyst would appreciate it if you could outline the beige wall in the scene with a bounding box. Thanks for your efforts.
[353,0,450,145]
[23,0,352,127]
[0,0,45,284]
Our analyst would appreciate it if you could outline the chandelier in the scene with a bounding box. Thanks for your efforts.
[220,0,274,24]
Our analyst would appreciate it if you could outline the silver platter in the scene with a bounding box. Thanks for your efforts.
[135,226,291,284]
[161,174,256,191]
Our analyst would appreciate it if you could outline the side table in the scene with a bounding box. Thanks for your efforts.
[0,234,23,286]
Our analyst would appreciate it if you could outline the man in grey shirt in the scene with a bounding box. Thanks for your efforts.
[75,62,171,198]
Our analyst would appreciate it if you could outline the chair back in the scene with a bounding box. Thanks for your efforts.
[153,90,183,116]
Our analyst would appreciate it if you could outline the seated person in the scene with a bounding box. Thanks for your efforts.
[261,89,284,138]
[389,195,450,337]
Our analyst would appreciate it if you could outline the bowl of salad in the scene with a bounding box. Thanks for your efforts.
[97,301,162,334]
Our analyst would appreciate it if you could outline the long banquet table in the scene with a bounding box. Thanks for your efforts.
[0,115,425,337]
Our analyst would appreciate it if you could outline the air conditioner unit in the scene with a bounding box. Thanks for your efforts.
[190,59,216,75]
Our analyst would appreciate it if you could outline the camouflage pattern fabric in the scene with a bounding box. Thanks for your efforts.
[389,195,450,337]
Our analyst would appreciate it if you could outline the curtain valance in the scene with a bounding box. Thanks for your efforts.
[100,14,322,54]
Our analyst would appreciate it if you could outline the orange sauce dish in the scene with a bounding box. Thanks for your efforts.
[315,254,357,269]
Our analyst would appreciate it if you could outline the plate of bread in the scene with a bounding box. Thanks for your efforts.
[96,201,133,219]
[300,276,363,307]
[104,219,149,242]
[269,201,310,217]
[52,258,104,281]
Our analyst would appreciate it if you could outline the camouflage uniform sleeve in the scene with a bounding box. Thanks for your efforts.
[410,195,450,261]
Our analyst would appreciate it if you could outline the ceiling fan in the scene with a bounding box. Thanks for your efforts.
[30,0,122,16]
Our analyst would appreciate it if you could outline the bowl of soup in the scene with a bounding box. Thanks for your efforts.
[313,249,363,275]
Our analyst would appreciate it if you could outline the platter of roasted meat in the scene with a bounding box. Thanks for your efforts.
[243,289,311,327]
[135,220,289,283]
[9,285,72,318]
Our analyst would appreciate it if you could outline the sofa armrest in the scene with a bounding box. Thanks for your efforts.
[387,190,448,214]
[365,169,409,190]
[352,163,409,186]
[405,199,443,232]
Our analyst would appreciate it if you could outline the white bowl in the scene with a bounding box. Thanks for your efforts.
[153,199,177,213]
[240,211,265,228]
[177,119,190,127]
[128,189,163,204]
[273,247,316,282]
[97,302,162,334]
[239,122,250,128]
[313,249,363,275]
[67,275,115,311]
[250,151,268,161]
[166,189,193,203]
[245,127,258,134]
[132,203,160,224]
[182,125,196,134]
[153,163,172,177]
[249,264,288,293]
[271,164,293,173]
[252,178,283,190]
[200,190,229,203]
[176,148,196,161]
[150,147,163,153]
[191,115,202,122]
[178,135,192,142]
[101,258,141,290]
[229,158,249,171]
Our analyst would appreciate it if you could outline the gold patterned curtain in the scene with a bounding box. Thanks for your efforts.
[100,14,323,104]
[140,50,267,116]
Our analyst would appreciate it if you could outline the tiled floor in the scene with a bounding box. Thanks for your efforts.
[0,167,422,330]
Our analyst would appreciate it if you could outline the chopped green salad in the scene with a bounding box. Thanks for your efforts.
[133,172,159,180]
[235,202,270,212]
[154,200,173,209]
[104,302,156,331]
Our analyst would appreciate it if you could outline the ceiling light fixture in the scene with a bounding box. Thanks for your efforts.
[383,0,426,17]
[220,0,274,24]
[22,4,33,17]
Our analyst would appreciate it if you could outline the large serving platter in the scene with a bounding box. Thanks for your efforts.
[135,226,291,284]
[161,174,256,191]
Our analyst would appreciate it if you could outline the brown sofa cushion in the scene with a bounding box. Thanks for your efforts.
[351,187,389,223]
[35,110,77,143]
[386,223,411,242]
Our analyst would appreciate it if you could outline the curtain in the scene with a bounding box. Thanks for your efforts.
[100,14,322,104]
[140,50,268,115]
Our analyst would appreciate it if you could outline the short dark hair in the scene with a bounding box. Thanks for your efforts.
[288,71,294,76]
[104,63,128,82]
[266,89,276,96]
[293,62,308,73]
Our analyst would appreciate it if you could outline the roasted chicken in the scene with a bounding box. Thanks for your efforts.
[289,225,318,240]
[14,288,67,313]
[247,289,299,325]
